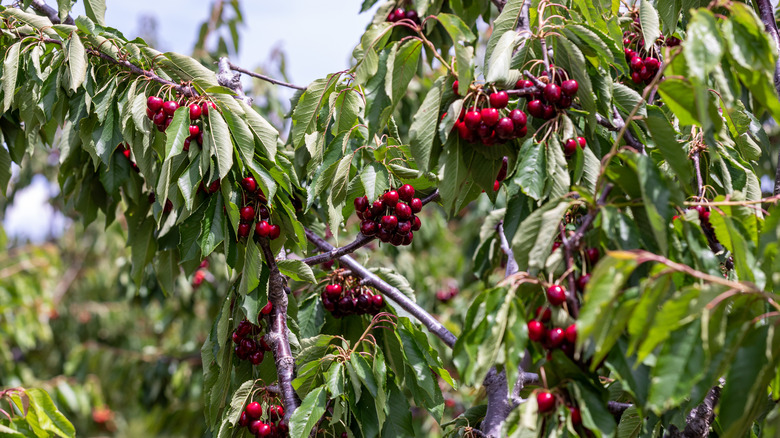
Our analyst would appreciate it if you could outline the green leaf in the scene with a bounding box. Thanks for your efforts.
[164,52,219,89]
[437,13,475,95]
[722,3,776,73]
[207,108,234,179]
[26,388,76,438]
[639,0,660,49]
[409,78,442,171]
[2,42,20,112]
[330,154,353,208]
[83,0,106,26]
[485,31,522,85]
[555,36,596,116]
[484,0,527,81]
[292,74,340,149]
[612,82,646,117]
[360,162,389,202]
[289,386,328,438]
[238,238,262,296]
[657,79,698,126]
[200,193,224,257]
[66,32,87,92]
[577,254,639,344]
[657,0,681,35]
[513,138,546,200]
[332,88,362,135]
[386,40,422,106]
[164,106,190,159]
[645,105,692,188]
[277,259,316,283]
[239,101,278,160]
[684,10,723,81]
[646,321,705,414]
[225,380,255,426]
[511,199,571,273]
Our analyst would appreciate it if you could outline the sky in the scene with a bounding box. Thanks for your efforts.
[3,0,379,243]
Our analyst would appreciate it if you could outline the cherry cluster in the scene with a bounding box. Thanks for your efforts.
[622,28,671,85]
[232,319,271,365]
[321,276,385,318]
[386,7,419,24]
[117,142,140,172]
[563,137,587,158]
[435,286,459,302]
[551,242,598,291]
[237,176,281,241]
[519,73,579,120]
[146,96,216,151]
[527,303,578,358]
[199,178,221,195]
[454,86,528,146]
[191,259,210,289]
[354,184,421,246]
[237,400,288,437]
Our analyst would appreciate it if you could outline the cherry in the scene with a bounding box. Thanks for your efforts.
[536,391,556,413]
[409,198,422,213]
[630,56,644,71]
[397,221,412,234]
[390,233,405,246]
[387,9,397,21]
[153,110,167,126]
[147,96,164,112]
[325,284,343,299]
[259,336,271,351]
[489,91,509,109]
[535,306,552,322]
[457,121,473,141]
[570,406,582,426]
[565,324,577,344]
[360,220,378,236]
[255,422,272,437]
[241,176,258,193]
[564,138,578,157]
[527,100,544,118]
[398,184,415,202]
[162,100,179,116]
[624,48,635,59]
[576,273,590,291]
[232,332,242,344]
[495,117,515,139]
[354,196,369,212]
[236,320,252,336]
[585,247,599,265]
[393,8,405,21]
[552,241,561,252]
[515,79,533,89]
[122,148,132,160]
[207,179,221,194]
[558,95,573,109]
[640,66,652,80]
[377,227,392,243]
[383,190,400,207]
[493,180,500,191]
[412,216,422,231]
[183,138,191,152]
[528,320,546,342]
[561,79,579,96]
[464,110,482,130]
[240,206,255,222]
[188,103,202,120]
[269,405,284,421]
[255,220,271,237]
[496,156,509,182]
[476,122,492,138]
[544,83,562,103]
[268,224,281,240]
[234,345,248,360]
[405,10,419,23]
[238,223,251,238]
[480,107,500,126]
[546,285,567,306]
[644,57,660,71]
[577,136,586,149]
[395,203,412,220]
[452,80,459,95]
[189,125,200,136]
[402,231,414,246]
[508,109,527,127]
[146,107,156,119]
[370,199,385,217]
[201,102,211,117]
[238,411,249,427]
[246,402,263,419]
[631,71,642,84]
[381,215,398,231]
[515,125,528,138]
[546,327,565,348]
[542,104,556,120]
[260,301,273,315]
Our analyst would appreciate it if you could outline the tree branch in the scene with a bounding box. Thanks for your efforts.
[30,0,74,25]
[490,0,508,13]
[682,384,721,438]
[304,227,458,348]
[496,221,518,277]
[217,57,252,105]
[228,62,306,91]
[481,369,512,438]
[257,238,300,421]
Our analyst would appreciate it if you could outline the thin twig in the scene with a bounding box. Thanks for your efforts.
[29,0,74,25]
[217,57,252,105]
[228,62,306,91]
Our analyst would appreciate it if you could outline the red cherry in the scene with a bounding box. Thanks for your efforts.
[630,56,644,71]
[542,104,556,120]
[537,391,556,413]
[409,198,422,213]
[255,220,271,237]
[238,223,251,238]
[370,199,385,218]
[495,117,515,139]
[644,57,660,72]
[624,48,635,59]
[412,216,421,231]
[564,139,578,157]
[561,80,579,96]
[402,231,413,246]
[558,95,573,109]
[576,273,591,291]
[246,402,263,419]
[456,121,473,142]
[255,422,272,437]
[480,107,500,126]
[527,100,545,118]
[397,220,412,234]
[240,206,255,222]
[260,301,273,315]
[360,219,378,236]
[269,405,284,421]
[232,332,242,344]
[552,241,561,252]
[544,83,562,103]
[496,156,509,182]
[546,327,565,348]
[514,125,528,138]
[201,102,210,117]
[493,180,500,191]
[146,107,156,119]
[183,138,191,152]
[259,336,271,351]
[464,110,482,130]
[570,406,582,425]
[489,91,509,109]
[153,110,167,126]
[393,8,405,21]
[207,179,220,194]
[398,184,415,202]
[189,103,202,120]
[381,215,398,231]
[162,100,179,116]
[383,190,400,207]
[268,224,281,240]
[565,324,577,344]
[189,125,200,136]
[249,350,264,365]
[241,176,258,193]
[546,285,567,306]
[395,203,412,220]
[354,196,369,212]
[528,320,546,342]
[508,109,527,128]
[325,284,343,299]
[238,411,249,427]
[452,80,459,95]
[387,9,397,22]
[577,136,586,148]
[236,320,252,336]
[631,71,643,84]
[585,248,600,265]
[147,96,164,112]
[535,306,552,322]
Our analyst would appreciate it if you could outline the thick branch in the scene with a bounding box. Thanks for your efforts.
[681,385,721,438]
[257,238,300,421]
[304,228,458,347]
[490,0,508,12]
[496,221,518,277]
[30,0,74,25]
[217,57,252,105]
[228,62,306,91]
[607,401,633,415]
[302,190,440,266]
[481,369,512,438]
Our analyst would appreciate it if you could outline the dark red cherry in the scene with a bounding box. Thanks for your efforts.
[268,224,281,240]
[585,247,600,265]
[147,96,164,112]
[325,284,343,299]
[360,220,378,236]
[371,294,385,309]
[544,83,562,103]
[409,198,422,213]
[241,176,258,193]
[495,117,515,139]
[412,216,421,231]
[354,195,369,212]
[240,206,255,222]
[255,220,271,237]
[383,190,400,207]
[452,80,459,95]
[576,273,591,291]
[564,138,578,157]
[489,91,509,109]
[528,320,546,342]
[546,327,565,348]
[246,402,263,419]
[630,56,644,71]
[496,156,509,182]
[561,79,579,96]
[162,100,179,116]
[527,100,545,118]
[398,184,415,202]
[565,324,577,344]
[577,136,586,148]
[238,223,251,238]
[396,220,412,234]
[535,306,552,322]
[537,392,556,413]
[480,107,500,126]
[381,215,398,231]
[189,103,202,120]
[395,203,412,220]
[508,109,527,127]
[464,110,482,130]
[546,285,567,306]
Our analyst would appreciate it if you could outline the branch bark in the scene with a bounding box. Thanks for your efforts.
[30,0,74,25]
[481,369,512,437]
[228,62,306,91]
[496,221,518,277]
[217,57,252,105]
[257,238,299,421]
[755,0,780,195]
